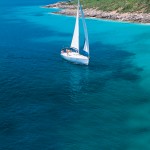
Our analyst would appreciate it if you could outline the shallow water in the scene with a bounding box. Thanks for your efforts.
[0,0,150,150]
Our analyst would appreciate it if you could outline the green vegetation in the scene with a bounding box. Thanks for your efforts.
[70,0,150,13]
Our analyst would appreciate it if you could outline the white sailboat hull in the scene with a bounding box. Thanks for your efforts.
[61,52,89,65]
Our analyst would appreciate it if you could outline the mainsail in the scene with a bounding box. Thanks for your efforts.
[70,0,80,52]
[80,5,89,57]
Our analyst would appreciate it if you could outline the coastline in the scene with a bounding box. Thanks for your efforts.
[43,2,150,24]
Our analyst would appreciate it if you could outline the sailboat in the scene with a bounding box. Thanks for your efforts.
[60,0,89,65]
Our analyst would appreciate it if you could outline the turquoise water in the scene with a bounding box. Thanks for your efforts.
[0,1,150,149]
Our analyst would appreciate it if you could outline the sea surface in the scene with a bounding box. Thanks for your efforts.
[0,0,150,150]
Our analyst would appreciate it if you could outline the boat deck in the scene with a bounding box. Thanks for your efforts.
[61,52,88,60]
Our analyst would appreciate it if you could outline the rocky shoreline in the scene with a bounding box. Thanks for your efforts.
[43,2,150,24]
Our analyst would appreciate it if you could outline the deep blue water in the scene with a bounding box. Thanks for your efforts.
[0,0,150,150]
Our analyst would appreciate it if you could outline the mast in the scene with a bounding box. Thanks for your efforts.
[70,0,80,52]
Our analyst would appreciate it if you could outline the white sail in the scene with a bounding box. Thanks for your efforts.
[80,5,89,56]
[83,41,89,55]
[71,0,80,52]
